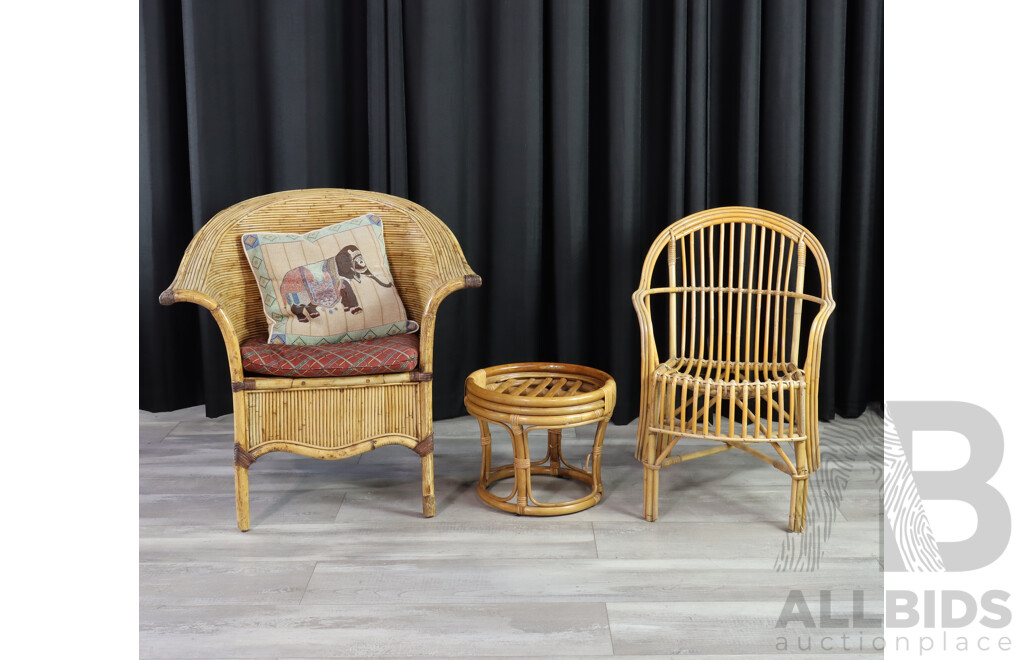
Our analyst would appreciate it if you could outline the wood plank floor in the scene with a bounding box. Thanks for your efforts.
[140,407,884,658]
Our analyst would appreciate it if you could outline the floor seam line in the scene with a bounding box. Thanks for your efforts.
[298,560,318,607]
[604,601,616,655]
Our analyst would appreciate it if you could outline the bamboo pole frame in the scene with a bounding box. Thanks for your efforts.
[632,207,834,532]
[160,189,480,531]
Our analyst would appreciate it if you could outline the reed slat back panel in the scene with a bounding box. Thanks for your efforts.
[160,189,480,531]
[633,207,834,532]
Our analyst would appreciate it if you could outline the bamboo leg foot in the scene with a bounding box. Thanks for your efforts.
[421,452,436,518]
[234,466,250,532]
[789,439,809,532]
[643,433,659,522]
[643,466,659,522]
[789,477,808,532]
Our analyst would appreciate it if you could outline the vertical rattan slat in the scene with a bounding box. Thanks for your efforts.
[791,237,808,366]
[668,237,677,359]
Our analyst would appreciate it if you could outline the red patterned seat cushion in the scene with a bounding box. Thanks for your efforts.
[240,334,419,378]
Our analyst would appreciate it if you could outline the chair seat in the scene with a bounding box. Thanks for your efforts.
[648,358,807,443]
[652,357,805,391]
[240,333,419,378]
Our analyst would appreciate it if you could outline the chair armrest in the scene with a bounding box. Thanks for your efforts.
[416,269,482,373]
[631,288,659,460]
[632,287,661,374]
[802,299,836,387]
[159,286,246,384]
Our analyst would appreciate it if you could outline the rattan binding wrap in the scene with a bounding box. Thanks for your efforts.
[160,189,480,531]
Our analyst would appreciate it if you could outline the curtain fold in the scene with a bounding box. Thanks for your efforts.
[141,0,882,423]
[140,0,202,412]
[367,0,409,196]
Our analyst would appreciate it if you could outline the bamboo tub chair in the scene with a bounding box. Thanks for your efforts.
[633,207,834,532]
[160,189,480,531]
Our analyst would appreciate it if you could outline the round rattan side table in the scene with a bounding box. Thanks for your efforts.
[464,363,616,516]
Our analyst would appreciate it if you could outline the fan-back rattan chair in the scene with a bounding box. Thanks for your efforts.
[633,207,834,532]
[160,189,480,531]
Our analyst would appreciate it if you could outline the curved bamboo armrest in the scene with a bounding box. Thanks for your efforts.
[801,298,836,380]
[407,253,482,374]
[159,286,246,383]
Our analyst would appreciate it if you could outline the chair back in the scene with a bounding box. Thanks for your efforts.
[165,189,462,345]
[635,207,834,378]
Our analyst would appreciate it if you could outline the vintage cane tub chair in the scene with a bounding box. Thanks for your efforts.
[160,189,480,531]
[633,207,834,532]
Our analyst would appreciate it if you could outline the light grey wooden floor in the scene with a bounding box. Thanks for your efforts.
[140,407,884,659]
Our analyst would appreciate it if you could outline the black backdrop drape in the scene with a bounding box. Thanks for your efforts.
[141,0,882,424]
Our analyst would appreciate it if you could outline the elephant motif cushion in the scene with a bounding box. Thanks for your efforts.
[241,214,418,345]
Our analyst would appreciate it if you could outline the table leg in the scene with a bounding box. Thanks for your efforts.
[511,425,530,514]
[478,419,492,487]
[591,419,609,495]
[547,429,562,477]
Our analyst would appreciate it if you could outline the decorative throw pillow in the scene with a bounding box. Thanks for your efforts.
[241,214,418,345]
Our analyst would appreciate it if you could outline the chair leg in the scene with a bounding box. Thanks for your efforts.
[234,465,251,532]
[789,477,808,533]
[789,439,809,532]
[643,433,659,522]
[421,452,436,518]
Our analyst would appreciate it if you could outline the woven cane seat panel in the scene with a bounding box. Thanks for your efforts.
[486,374,599,398]
[653,358,806,388]
[241,333,419,378]
[465,363,615,427]
[648,359,808,442]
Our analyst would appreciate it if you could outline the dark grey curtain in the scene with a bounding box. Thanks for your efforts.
[141,0,882,424]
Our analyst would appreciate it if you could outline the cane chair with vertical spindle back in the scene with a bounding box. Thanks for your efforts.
[633,207,834,532]
[160,189,480,531]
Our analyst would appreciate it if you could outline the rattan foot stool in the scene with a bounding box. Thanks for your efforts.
[464,363,616,516]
